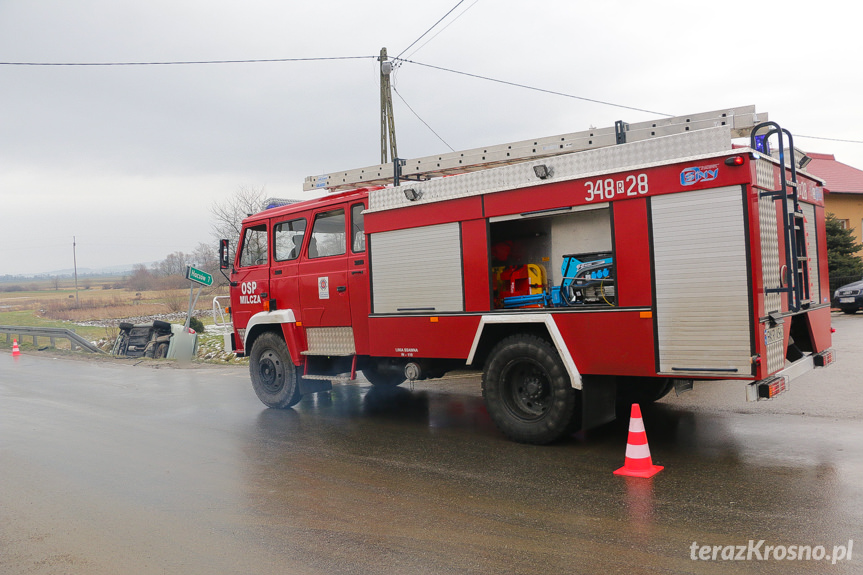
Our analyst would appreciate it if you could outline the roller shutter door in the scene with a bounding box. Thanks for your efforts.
[652,186,753,376]
[370,222,464,314]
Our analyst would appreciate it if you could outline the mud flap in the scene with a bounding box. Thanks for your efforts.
[582,375,617,430]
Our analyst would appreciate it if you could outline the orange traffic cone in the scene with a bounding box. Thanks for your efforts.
[12,339,21,357]
[614,404,663,478]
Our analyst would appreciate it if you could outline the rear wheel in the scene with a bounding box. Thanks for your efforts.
[616,377,674,404]
[362,362,406,387]
[249,332,302,408]
[482,334,576,444]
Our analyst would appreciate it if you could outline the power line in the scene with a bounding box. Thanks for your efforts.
[403,0,481,61]
[397,1,466,60]
[391,0,479,154]
[5,52,858,145]
[393,85,455,152]
[395,57,673,117]
[796,134,863,145]
[0,56,376,66]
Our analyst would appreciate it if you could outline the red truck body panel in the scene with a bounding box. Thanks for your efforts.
[228,136,832,387]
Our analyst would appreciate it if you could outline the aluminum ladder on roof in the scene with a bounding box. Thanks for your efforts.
[751,121,811,314]
[304,105,768,192]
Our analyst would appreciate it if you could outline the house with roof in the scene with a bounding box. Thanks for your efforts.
[804,152,863,258]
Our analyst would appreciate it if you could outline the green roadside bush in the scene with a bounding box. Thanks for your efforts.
[189,316,205,334]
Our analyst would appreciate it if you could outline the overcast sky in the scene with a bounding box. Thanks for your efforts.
[1,0,861,276]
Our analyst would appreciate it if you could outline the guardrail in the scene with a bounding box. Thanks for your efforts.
[212,296,231,332]
[0,325,105,354]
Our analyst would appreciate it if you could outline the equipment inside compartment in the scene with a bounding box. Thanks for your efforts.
[489,205,615,309]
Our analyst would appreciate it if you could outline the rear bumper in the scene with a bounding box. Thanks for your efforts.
[746,349,836,401]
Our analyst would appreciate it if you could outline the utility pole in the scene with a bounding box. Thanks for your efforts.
[379,47,397,165]
[73,236,80,307]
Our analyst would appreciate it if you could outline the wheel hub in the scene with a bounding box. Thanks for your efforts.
[522,375,544,399]
[259,351,283,393]
[504,362,550,419]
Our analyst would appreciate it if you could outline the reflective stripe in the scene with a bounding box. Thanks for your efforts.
[625,442,652,460]
[244,309,296,350]
[629,417,645,433]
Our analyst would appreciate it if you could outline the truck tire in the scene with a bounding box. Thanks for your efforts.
[249,332,302,408]
[482,334,576,444]
[616,377,674,404]
[362,364,406,387]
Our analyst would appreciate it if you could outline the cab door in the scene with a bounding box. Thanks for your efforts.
[269,215,307,318]
[348,201,371,354]
[297,206,352,327]
[230,222,270,353]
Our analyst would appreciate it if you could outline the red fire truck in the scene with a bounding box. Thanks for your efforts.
[217,106,835,443]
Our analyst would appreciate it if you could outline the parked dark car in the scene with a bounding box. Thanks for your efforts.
[834,278,863,314]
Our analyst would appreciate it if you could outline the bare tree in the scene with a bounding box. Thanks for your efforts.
[158,251,193,277]
[127,264,154,291]
[210,185,268,246]
[191,242,219,276]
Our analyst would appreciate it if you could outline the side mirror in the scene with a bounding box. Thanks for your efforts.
[219,239,230,270]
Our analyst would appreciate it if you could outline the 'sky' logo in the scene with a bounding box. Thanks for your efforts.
[680,165,719,186]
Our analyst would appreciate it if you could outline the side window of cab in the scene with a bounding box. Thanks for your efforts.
[274,218,307,261]
[351,203,365,253]
[238,224,269,267]
[308,209,346,259]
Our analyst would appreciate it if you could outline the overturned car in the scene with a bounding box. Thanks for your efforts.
[112,320,198,359]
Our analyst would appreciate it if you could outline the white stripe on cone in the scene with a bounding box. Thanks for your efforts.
[629,417,645,433]
[624,442,652,460]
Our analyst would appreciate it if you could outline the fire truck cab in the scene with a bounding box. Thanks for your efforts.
[218,106,835,444]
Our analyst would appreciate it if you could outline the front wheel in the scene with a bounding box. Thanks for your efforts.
[249,332,302,408]
[482,334,576,444]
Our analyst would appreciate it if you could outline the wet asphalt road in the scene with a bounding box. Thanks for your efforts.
[1,315,861,575]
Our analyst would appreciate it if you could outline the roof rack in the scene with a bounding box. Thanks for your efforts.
[304,105,767,192]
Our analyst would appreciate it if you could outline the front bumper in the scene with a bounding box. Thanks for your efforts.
[836,295,863,311]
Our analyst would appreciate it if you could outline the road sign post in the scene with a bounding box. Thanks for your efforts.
[184,265,212,334]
